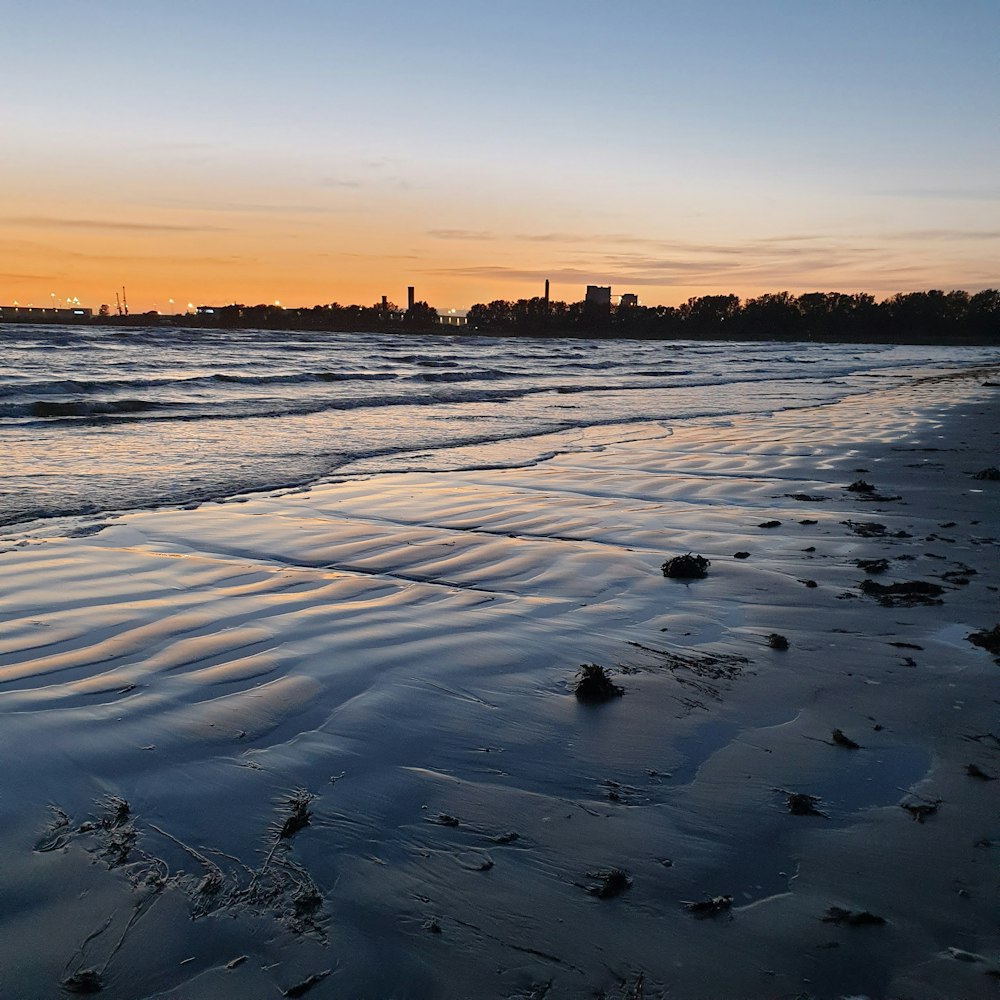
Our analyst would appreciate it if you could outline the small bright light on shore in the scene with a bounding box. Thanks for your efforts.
[274,300,282,307]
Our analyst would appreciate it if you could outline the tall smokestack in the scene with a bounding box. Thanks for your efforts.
[407,286,415,310]
[544,279,550,306]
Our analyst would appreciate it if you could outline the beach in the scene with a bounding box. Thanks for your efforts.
[1,354,998,999]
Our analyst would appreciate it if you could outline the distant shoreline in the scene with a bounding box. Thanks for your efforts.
[3,288,998,345]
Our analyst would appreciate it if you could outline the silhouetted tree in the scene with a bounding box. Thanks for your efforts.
[404,300,438,329]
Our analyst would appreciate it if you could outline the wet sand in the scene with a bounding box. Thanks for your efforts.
[1,368,998,999]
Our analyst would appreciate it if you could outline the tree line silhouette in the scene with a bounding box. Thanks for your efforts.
[466,289,999,343]
[108,289,998,343]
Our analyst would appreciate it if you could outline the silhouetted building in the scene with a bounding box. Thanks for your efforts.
[585,285,611,306]
[438,311,468,327]
[0,305,92,323]
[407,286,415,310]
[620,293,639,308]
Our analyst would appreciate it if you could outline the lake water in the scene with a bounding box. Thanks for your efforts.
[0,324,993,530]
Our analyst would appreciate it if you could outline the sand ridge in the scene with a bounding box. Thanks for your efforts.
[0,373,998,998]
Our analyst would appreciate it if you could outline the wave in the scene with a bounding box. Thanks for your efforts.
[0,369,401,400]
[410,368,521,383]
[1,370,836,427]
[23,398,164,418]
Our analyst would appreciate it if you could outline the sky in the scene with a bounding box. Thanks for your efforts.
[3,0,998,312]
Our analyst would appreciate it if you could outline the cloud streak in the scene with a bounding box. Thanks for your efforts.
[428,229,496,241]
[4,216,230,233]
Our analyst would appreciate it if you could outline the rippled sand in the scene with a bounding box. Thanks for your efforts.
[1,372,998,999]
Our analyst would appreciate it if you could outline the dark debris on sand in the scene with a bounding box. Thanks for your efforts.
[822,906,886,927]
[859,579,944,607]
[972,466,1000,480]
[61,969,103,994]
[587,868,632,899]
[758,520,782,529]
[283,970,332,997]
[686,895,733,918]
[901,798,941,823]
[767,633,789,650]
[843,520,911,539]
[846,479,877,494]
[625,641,749,710]
[44,788,330,952]
[966,763,996,781]
[779,790,827,817]
[831,728,861,749]
[661,553,710,579]
[575,663,624,704]
[786,492,830,502]
[967,625,1000,658]
[37,796,138,869]
[854,557,890,574]
[733,551,750,559]
[278,790,314,839]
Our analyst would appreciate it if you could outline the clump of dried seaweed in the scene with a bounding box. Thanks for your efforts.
[831,728,861,749]
[846,479,876,494]
[854,557,890,574]
[859,579,944,607]
[574,663,624,704]
[777,790,827,817]
[587,868,632,899]
[661,553,710,579]
[967,625,1000,658]
[686,894,733,918]
[900,797,941,823]
[823,906,886,926]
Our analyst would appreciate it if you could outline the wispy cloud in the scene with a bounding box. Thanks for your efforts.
[0,270,57,281]
[1,239,251,267]
[4,216,230,233]
[318,178,363,189]
[131,196,356,216]
[424,235,925,290]
[428,229,495,241]
[872,187,1000,202]
[878,228,1000,242]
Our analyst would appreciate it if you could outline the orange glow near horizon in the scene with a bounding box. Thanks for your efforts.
[5,205,998,316]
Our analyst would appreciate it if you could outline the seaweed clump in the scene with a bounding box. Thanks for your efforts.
[967,625,1000,658]
[846,479,876,494]
[661,553,710,579]
[859,579,944,607]
[686,894,733,918]
[587,868,632,899]
[279,790,313,839]
[831,728,860,749]
[972,467,1000,481]
[783,791,826,816]
[901,798,940,823]
[767,633,789,650]
[574,664,624,704]
[854,557,890,574]
[61,969,103,994]
[823,906,886,926]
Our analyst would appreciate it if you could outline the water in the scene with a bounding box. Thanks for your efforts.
[0,324,994,530]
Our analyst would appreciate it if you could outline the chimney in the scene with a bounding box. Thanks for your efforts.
[544,279,550,305]
[407,286,415,310]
